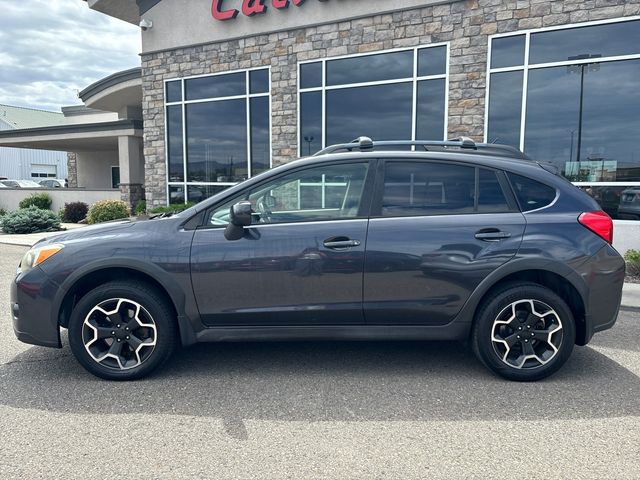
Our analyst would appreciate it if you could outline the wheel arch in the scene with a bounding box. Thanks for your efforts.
[53,260,190,341]
[459,259,589,345]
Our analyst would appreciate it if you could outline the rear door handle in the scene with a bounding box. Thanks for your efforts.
[323,237,361,249]
[474,229,511,241]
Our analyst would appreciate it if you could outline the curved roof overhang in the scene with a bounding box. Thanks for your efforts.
[85,0,162,24]
[79,68,142,113]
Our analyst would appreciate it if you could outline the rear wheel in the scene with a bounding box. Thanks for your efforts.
[68,281,178,380]
[472,283,576,381]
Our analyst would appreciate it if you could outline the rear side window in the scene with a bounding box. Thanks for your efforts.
[382,162,475,216]
[507,173,556,212]
[381,162,514,216]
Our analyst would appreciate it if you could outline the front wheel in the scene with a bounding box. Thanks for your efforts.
[472,283,576,381]
[68,281,178,380]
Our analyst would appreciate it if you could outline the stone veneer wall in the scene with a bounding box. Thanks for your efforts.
[141,0,640,207]
[66,152,78,188]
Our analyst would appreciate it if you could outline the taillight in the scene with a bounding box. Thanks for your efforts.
[578,210,613,244]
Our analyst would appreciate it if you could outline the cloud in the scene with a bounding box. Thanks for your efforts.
[0,0,140,112]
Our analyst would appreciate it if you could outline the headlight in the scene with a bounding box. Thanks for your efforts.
[18,243,64,275]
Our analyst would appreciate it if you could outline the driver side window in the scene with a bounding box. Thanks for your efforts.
[207,162,369,226]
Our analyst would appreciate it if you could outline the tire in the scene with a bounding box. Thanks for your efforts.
[472,282,576,382]
[68,281,178,380]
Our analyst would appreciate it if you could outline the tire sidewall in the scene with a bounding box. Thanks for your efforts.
[68,283,176,380]
[473,284,576,381]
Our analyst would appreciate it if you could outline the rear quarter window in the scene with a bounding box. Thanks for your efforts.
[507,173,556,212]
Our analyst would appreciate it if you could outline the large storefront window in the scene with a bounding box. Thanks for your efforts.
[298,45,449,156]
[165,68,271,204]
[486,18,640,219]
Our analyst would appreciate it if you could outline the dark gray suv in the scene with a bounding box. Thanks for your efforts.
[10,138,625,381]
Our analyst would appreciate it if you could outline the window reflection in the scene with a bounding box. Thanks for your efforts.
[185,72,245,100]
[525,60,640,183]
[300,62,322,89]
[416,79,446,140]
[250,96,270,175]
[167,105,184,182]
[529,20,640,65]
[300,92,322,155]
[250,69,269,94]
[326,82,413,145]
[327,50,414,86]
[186,99,248,183]
[417,46,447,77]
[491,35,525,69]
[487,71,523,148]
[166,81,182,103]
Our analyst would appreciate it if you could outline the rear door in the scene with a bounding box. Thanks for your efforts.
[364,159,525,325]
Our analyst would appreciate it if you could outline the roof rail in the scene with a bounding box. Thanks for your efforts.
[313,136,528,160]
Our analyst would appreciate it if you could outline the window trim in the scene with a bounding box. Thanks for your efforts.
[297,43,450,157]
[370,159,518,218]
[164,66,273,204]
[198,158,378,229]
[484,15,640,189]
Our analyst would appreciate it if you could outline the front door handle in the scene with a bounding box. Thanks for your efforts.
[475,228,511,241]
[323,236,361,249]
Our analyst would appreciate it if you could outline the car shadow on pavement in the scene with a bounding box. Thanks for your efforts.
[1,338,639,429]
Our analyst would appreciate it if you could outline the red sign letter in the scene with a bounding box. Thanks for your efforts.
[212,0,239,20]
[272,0,289,8]
[242,0,267,16]
[292,0,306,5]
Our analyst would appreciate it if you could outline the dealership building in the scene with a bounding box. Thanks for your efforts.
[81,0,640,218]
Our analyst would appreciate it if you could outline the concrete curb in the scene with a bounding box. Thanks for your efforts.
[622,283,640,309]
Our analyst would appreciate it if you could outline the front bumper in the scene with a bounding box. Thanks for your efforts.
[10,267,62,348]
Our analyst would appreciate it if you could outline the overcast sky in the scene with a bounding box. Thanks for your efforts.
[0,0,141,112]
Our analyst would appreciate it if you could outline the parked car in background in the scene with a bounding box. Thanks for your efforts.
[618,187,640,220]
[10,137,625,382]
[0,179,43,188]
[38,178,67,188]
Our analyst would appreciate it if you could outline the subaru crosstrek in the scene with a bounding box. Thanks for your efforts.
[10,137,625,381]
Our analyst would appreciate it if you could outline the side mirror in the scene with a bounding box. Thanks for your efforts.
[224,201,252,240]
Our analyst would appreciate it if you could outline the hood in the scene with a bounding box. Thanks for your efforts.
[34,220,136,247]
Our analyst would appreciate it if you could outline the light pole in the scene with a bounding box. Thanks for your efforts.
[303,135,314,156]
[567,54,601,165]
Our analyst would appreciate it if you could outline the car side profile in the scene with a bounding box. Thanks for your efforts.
[10,137,625,381]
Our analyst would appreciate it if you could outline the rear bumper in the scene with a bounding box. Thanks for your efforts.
[10,268,61,349]
[577,244,626,344]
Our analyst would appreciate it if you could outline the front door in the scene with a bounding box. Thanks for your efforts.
[364,160,526,325]
[191,161,372,326]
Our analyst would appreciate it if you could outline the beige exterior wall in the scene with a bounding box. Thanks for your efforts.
[76,151,119,189]
[0,188,120,213]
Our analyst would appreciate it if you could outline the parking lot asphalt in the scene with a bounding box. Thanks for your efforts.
[1,243,639,479]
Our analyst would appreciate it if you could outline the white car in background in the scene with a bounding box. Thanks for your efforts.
[0,180,43,188]
[38,178,67,188]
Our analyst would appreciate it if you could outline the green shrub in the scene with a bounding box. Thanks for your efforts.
[19,193,52,210]
[625,249,640,276]
[135,200,147,216]
[63,202,89,223]
[86,200,130,225]
[1,207,61,234]
[149,202,196,215]
[0,208,6,218]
